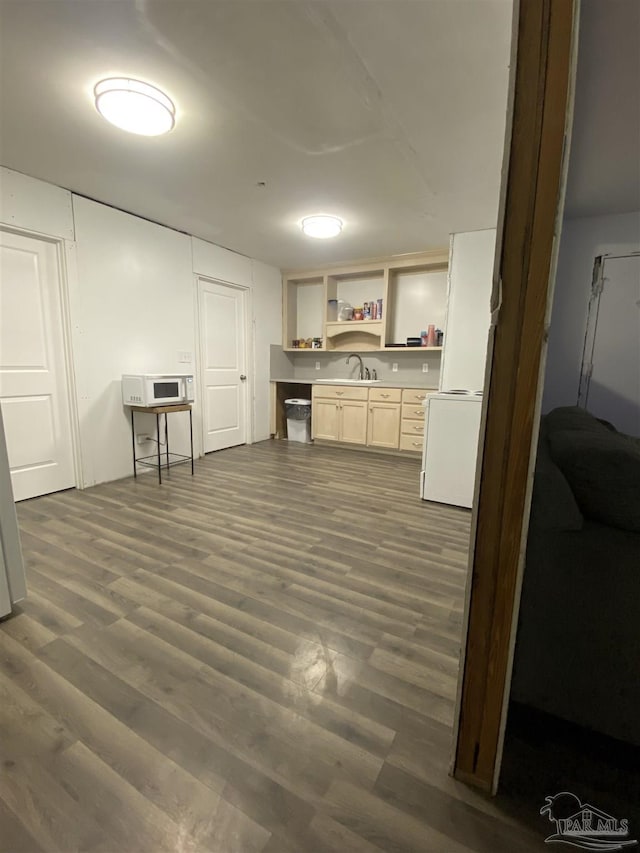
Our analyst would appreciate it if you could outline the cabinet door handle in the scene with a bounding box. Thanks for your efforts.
[417,395,426,400]
[336,390,344,395]
[413,441,421,447]
[381,393,389,398]
[414,410,422,415]
[414,425,422,430]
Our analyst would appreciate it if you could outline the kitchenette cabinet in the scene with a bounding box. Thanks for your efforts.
[367,387,402,449]
[311,385,368,444]
[309,384,432,453]
[400,388,433,454]
[312,397,341,441]
[367,402,401,448]
[283,250,448,353]
[340,400,368,444]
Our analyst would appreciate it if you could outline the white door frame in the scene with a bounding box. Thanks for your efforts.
[195,275,254,453]
[0,224,83,492]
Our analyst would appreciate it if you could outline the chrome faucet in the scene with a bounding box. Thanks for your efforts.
[346,353,365,380]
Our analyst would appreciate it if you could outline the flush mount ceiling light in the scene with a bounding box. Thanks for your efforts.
[301,215,343,239]
[94,78,175,136]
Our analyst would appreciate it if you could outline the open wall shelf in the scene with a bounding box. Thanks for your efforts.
[283,251,449,353]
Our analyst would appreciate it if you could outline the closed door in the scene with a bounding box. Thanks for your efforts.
[339,400,368,444]
[312,399,340,440]
[198,278,248,453]
[367,402,400,449]
[0,229,75,501]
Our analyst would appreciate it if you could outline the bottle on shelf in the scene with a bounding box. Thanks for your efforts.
[426,324,436,347]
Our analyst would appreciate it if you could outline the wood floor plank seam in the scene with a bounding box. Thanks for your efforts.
[3,442,547,852]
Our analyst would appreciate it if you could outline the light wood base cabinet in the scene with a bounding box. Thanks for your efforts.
[367,402,401,449]
[399,388,436,454]
[400,433,424,453]
[311,388,367,444]
[311,385,433,453]
[340,400,368,444]
[312,398,341,441]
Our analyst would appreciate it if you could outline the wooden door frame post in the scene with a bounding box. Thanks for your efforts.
[453,0,577,792]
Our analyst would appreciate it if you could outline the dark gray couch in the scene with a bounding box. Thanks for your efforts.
[511,406,640,746]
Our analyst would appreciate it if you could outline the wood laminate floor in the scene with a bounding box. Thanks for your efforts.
[1,441,546,852]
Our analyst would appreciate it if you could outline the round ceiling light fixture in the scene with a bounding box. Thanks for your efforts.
[301,215,343,239]
[94,78,175,136]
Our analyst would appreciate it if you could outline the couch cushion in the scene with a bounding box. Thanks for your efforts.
[549,427,640,532]
[530,425,583,531]
[545,405,610,434]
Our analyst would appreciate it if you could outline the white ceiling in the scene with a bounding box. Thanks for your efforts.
[0,1,514,268]
[564,0,640,219]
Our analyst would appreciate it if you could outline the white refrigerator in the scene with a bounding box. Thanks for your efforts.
[0,406,26,618]
[421,229,495,507]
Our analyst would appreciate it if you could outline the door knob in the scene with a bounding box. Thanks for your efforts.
[240,375,247,381]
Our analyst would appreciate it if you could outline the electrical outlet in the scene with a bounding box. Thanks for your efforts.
[315,361,320,370]
[422,363,429,373]
[136,434,149,445]
[392,363,398,373]
[178,351,192,363]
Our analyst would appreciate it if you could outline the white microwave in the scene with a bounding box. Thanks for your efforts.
[122,374,195,407]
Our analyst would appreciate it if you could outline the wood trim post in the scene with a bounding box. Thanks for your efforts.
[453,0,576,792]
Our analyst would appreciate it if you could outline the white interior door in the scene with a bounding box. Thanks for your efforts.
[0,229,75,501]
[198,278,248,453]
[580,254,640,436]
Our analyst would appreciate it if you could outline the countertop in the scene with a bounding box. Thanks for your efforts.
[270,377,439,390]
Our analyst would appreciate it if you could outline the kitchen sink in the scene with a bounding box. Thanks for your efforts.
[315,378,383,385]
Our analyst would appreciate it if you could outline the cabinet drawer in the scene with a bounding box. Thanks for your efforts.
[312,385,368,401]
[400,433,424,453]
[369,387,401,403]
[401,418,424,436]
[401,388,432,404]
[401,402,426,421]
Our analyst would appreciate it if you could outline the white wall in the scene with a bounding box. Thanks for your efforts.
[72,197,196,486]
[0,166,73,240]
[251,260,283,441]
[0,169,281,488]
[543,211,640,412]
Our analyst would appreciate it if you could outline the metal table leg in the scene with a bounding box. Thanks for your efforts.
[165,412,170,472]
[189,408,194,475]
[156,412,162,485]
[131,409,137,477]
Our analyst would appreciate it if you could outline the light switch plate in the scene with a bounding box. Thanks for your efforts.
[178,351,192,363]
[315,362,320,370]
[422,363,429,373]
[392,363,398,372]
